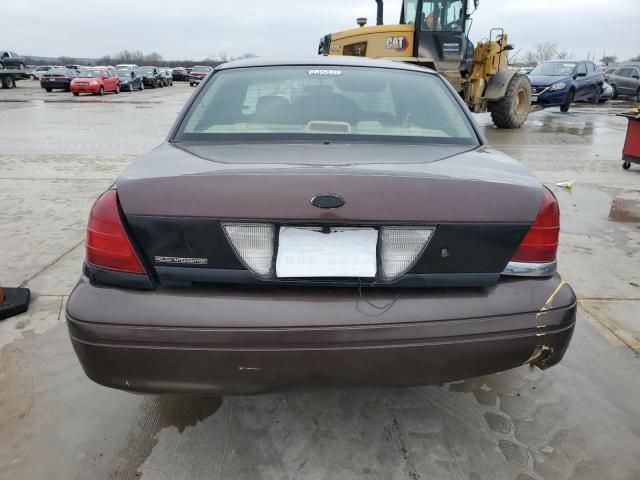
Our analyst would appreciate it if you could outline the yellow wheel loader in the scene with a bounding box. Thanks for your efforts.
[318,0,531,129]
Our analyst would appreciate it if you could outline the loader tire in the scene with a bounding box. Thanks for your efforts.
[490,74,531,129]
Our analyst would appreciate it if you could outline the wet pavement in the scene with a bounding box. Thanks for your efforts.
[1,81,639,480]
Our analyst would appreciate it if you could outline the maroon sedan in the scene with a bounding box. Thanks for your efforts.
[66,57,576,396]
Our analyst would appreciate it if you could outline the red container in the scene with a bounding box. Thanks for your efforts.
[620,113,640,170]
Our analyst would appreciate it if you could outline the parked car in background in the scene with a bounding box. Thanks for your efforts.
[65,65,84,71]
[172,67,189,81]
[115,64,138,71]
[29,65,53,80]
[40,67,78,92]
[529,60,604,112]
[0,51,26,70]
[189,65,212,86]
[66,57,576,396]
[608,66,640,101]
[159,68,173,86]
[116,69,143,92]
[603,67,618,82]
[70,68,120,96]
[518,67,534,75]
[135,66,163,88]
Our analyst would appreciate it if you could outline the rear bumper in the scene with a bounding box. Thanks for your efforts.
[41,81,71,89]
[66,275,576,395]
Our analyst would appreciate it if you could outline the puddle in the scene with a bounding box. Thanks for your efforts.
[554,186,640,235]
[554,187,613,234]
[609,198,640,223]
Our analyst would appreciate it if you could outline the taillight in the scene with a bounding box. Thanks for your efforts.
[86,190,146,274]
[511,187,560,263]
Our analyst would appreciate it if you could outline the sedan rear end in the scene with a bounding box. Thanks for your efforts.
[40,68,76,91]
[67,58,576,395]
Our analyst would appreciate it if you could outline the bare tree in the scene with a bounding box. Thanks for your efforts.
[521,42,578,66]
[600,55,617,66]
[630,54,640,62]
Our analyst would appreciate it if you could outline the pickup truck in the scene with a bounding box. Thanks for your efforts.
[528,60,604,112]
[0,51,26,70]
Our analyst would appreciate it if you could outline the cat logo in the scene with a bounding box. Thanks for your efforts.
[386,36,408,51]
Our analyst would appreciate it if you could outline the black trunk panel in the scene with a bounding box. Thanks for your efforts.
[125,216,529,288]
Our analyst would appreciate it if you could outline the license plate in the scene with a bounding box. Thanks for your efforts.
[276,227,377,278]
[531,96,538,103]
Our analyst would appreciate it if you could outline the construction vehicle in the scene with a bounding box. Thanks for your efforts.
[318,0,531,129]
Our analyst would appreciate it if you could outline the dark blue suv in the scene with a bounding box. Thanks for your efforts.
[529,60,604,112]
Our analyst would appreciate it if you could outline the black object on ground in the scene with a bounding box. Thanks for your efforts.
[0,287,31,320]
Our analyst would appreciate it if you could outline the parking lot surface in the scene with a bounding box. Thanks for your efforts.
[1,81,639,480]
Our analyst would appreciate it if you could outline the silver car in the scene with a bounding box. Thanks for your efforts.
[609,66,640,101]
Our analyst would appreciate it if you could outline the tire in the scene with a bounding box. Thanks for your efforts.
[591,86,602,104]
[98,86,104,96]
[611,84,618,99]
[2,75,16,89]
[560,90,574,113]
[29,74,36,80]
[489,74,531,129]
[623,161,631,170]
[73,92,79,96]
[45,87,52,92]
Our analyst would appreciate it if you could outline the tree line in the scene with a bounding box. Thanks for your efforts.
[25,50,257,68]
[512,42,640,67]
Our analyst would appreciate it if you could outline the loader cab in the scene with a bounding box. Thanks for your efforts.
[399,0,473,62]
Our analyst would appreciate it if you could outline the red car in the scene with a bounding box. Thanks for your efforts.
[188,65,213,87]
[70,68,120,96]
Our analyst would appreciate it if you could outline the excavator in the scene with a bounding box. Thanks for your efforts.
[318,0,531,129]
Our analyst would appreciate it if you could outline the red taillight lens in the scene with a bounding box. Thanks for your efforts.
[86,190,146,274]
[511,187,560,263]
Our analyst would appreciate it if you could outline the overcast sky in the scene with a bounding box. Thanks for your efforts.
[6,0,640,62]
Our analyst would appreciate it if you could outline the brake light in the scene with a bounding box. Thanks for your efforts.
[511,187,560,263]
[86,190,145,274]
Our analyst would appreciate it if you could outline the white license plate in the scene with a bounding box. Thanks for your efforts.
[531,96,539,103]
[276,227,377,278]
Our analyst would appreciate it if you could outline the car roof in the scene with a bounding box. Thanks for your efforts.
[216,56,436,74]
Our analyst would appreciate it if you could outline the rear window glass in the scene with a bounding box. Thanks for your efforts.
[176,66,477,144]
[48,68,70,75]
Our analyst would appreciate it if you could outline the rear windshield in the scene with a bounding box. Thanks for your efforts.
[175,66,478,144]
[192,66,212,73]
[530,63,576,76]
[136,68,154,75]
